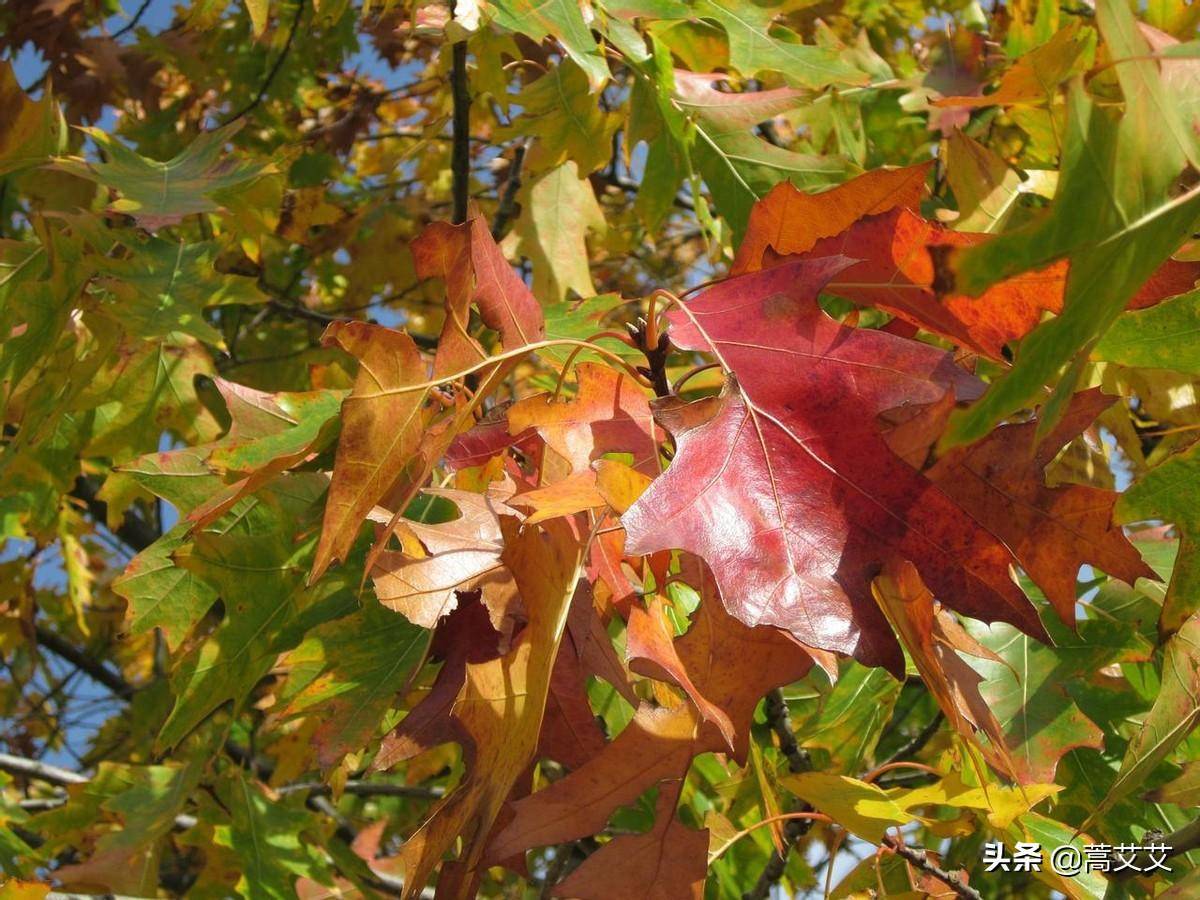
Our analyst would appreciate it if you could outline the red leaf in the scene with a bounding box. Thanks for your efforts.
[927,388,1156,624]
[623,258,1044,673]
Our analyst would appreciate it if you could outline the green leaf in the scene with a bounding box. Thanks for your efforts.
[490,0,610,89]
[513,160,605,302]
[501,63,619,174]
[944,0,1200,447]
[793,662,901,774]
[1146,760,1200,806]
[113,523,219,651]
[273,598,430,767]
[1118,441,1200,635]
[0,61,64,176]
[157,474,335,748]
[691,0,865,89]
[1008,813,1108,900]
[1086,613,1200,826]
[32,763,201,896]
[53,124,275,229]
[542,292,641,364]
[1096,290,1200,376]
[215,771,330,899]
[960,593,1155,782]
[672,70,852,237]
[95,237,266,347]
[944,130,1025,234]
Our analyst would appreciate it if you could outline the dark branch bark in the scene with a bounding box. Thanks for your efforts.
[449,32,471,224]
[742,689,813,900]
[71,475,157,553]
[277,780,443,800]
[1109,817,1200,878]
[112,0,154,38]
[491,139,528,239]
[880,711,944,768]
[265,297,439,349]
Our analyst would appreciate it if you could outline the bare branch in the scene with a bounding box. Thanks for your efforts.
[0,751,88,786]
[491,139,529,239]
[742,689,813,900]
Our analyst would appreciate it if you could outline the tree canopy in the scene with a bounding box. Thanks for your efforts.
[2,0,1200,897]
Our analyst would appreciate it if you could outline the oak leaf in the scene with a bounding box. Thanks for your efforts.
[486,702,705,862]
[927,389,1155,625]
[622,258,1043,673]
[394,519,586,899]
[369,487,521,631]
[627,559,813,760]
[310,321,428,580]
[551,780,708,900]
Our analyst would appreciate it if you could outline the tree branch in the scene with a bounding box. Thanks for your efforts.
[449,29,471,224]
[33,626,134,700]
[883,835,983,900]
[0,751,88,786]
[70,475,157,554]
[221,0,304,126]
[880,711,944,769]
[1109,817,1200,878]
[742,689,813,900]
[264,298,440,350]
[112,0,154,39]
[491,139,528,239]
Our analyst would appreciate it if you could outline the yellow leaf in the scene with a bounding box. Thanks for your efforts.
[246,0,269,37]
[781,772,923,842]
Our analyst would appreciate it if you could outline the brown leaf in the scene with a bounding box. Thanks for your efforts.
[550,780,708,900]
[412,215,546,378]
[872,560,1019,780]
[508,363,659,478]
[311,322,427,580]
[395,518,586,898]
[486,702,705,862]
[370,487,521,630]
[627,558,813,760]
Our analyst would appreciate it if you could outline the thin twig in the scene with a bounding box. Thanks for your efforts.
[221,0,304,126]
[1109,818,1200,877]
[277,780,444,800]
[883,835,983,900]
[491,139,529,239]
[879,711,944,769]
[263,297,439,349]
[112,0,154,39]
[0,751,88,785]
[33,626,134,699]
